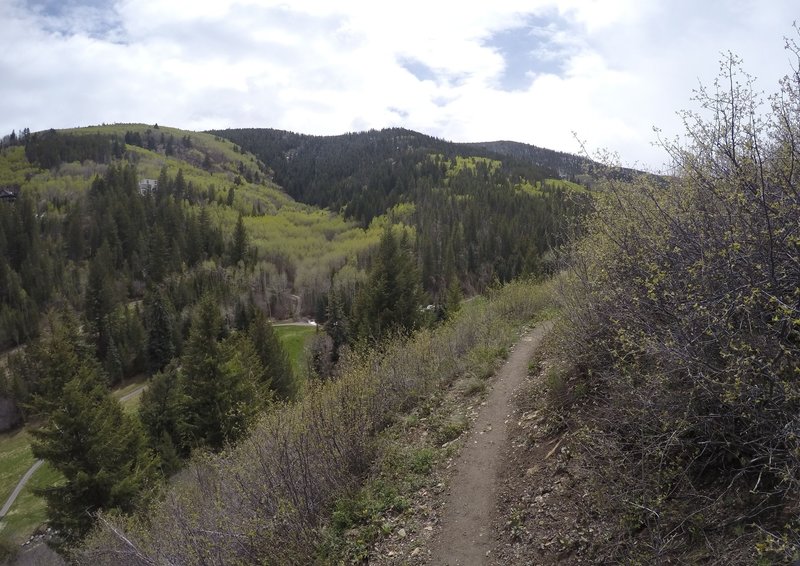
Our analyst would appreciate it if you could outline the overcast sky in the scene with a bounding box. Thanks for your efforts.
[0,0,796,171]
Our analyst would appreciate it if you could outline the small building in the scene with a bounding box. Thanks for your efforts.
[138,178,158,195]
[0,186,19,202]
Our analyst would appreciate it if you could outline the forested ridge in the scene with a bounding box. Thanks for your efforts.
[212,127,590,297]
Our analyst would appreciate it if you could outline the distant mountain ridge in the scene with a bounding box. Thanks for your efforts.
[208,127,596,221]
[464,139,595,179]
[211,126,591,296]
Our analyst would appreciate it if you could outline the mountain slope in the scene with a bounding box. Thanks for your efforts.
[212,127,591,296]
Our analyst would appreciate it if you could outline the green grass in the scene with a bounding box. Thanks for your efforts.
[0,463,62,544]
[0,432,62,546]
[275,324,317,377]
[0,376,148,546]
[111,376,148,400]
[112,376,149,414]
[0,430,36,507]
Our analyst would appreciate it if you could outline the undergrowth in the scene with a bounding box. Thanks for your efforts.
[74,278,552,565]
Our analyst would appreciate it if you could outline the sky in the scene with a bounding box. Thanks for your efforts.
[0,0,796,171]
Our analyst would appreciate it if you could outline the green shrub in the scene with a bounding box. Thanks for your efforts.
[434,414,469,445]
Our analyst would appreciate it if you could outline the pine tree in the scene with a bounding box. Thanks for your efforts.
[138,362,188,474]
[354,227,424,342]
[230,213,249,266]
[173,168,187,199]
[85,242,115,360]
[144,288,176,373]
[147,226,169,284]
[182,295,260,450]
[30,363,157,544]
[10,310,88,418]
[248,309,293,399]
[441,278,463,321]
[324,289,349,364]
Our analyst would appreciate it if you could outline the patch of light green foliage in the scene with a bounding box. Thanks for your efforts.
[516,177,587,196]
[447,155,502,177]
[0,147,39,187]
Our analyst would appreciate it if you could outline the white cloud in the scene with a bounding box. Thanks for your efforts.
[0,0,796,170]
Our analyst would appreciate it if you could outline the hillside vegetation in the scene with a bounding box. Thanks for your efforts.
[211,127,590,298]
[525,49,800,564]
[0,124,381,554]
[0,118,586,559]
[74,279,553,565]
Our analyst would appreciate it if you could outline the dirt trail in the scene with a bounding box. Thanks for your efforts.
[428,322,552,565]
[0,459,44,519]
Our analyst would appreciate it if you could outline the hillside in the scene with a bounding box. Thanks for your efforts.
[0,122,590,560]
[208,127,590,221]
[0,123,383,556]
[211,127,591,298]
[0,124,385,352]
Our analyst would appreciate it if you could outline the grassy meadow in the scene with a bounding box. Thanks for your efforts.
[274,324,317,379]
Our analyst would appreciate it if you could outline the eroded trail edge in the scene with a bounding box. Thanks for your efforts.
[429,322,552,565]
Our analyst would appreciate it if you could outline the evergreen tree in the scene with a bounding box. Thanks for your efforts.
[103,333,124,384]
[30,362,157,544]
[138,362,187,474]
[64,202,85,261]
[248,309,293,399]
[85,242,115,360]
[230,213,248,266]
[324,289,349,364]
[144,288,176,373]
[156,166,171,201]
[9,310,88,418]
[110,306,147,378]
[354,228,424,342]
[173,168,187,200]
[441,279,463,321]
[147,226,169,284]
[182,295,260,450]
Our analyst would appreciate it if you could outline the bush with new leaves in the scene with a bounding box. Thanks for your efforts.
[556,38,800,562]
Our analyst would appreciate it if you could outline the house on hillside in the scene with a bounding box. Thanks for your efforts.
[0,186,19,202]
[138,178,158,195]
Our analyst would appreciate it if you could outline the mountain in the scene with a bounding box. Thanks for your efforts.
[207,127,594,220]
[211,127,591,297]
